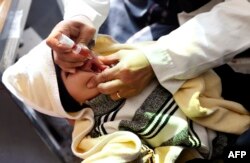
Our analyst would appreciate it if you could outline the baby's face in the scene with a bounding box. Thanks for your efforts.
[61,69,100,104]
[60,55,109,104]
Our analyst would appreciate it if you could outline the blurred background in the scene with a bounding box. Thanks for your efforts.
[0,0,81,162]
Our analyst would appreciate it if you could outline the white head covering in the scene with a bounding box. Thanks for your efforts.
[2,41,88,119]
[1,35,142,119]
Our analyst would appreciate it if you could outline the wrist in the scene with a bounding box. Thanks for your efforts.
[70,15,94,27]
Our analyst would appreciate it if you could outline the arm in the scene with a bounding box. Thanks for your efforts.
[46,0,110,73]
[143,0,250,93]
[62,0,109,33]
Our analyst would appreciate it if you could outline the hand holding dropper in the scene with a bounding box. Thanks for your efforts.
[58,33,94,59]
[58,34,108,73]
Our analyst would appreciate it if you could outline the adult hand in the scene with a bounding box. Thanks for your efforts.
[87,49,155,100]
[46,16,96,73]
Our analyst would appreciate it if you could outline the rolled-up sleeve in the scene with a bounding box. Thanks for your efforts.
[142,0,250,94]
[62,0,109,30]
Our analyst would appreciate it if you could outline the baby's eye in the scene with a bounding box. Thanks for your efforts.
[65,72,70,77]
[61,71,70,79]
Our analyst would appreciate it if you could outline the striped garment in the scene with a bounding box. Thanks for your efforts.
[85,80,215,158]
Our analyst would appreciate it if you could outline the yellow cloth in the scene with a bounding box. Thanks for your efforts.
[71,36,187,162]
[71,36,250,162]
[174,70,250,135]
[94,35,250,135]
[3,35,250,163]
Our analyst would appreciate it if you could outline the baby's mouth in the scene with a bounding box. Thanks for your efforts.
[78,58,108,73]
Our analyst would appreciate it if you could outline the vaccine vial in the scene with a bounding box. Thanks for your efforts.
[58,34,93,59]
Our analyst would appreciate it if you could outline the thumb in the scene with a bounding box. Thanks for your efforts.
[77,27,96,47]
[87,64,120,89]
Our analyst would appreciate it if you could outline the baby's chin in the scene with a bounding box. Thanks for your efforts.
[76,89,100,104]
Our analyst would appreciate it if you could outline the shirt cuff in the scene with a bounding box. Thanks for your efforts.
[140,40,185,94]
[63,0,109,31]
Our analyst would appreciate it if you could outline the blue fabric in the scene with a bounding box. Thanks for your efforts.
[99,0,211,43]
[99,0,178,43]
[213,65,250,111]
[236,129,250,146]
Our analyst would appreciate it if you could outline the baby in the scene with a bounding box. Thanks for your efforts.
[2,35,250,163]
[52,38,213,162]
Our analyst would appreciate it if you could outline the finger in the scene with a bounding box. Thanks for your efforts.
[66,16,96,44]
[109,87,138,100]
[111,86,140,100]
[91,57,109,72]
[46,31,72,53]
[47,26,91,55]
[120,88,139,99]
[110,91,123,101]
[98,53,120,66]
[77,26,96,46]
[54,49,88,63]
[54,53,86,65]
[78,59,93,72]
[97,79,124,94]
[87,65,120,88]
[54,56,84,73]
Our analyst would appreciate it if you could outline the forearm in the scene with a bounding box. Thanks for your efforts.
[143,0,250,93]
[62,0,109,31]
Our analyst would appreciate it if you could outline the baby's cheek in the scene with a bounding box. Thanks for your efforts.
[77,82,99,103]
[67,81,85,102]
[69,72,98,102]
[84,86,99,98]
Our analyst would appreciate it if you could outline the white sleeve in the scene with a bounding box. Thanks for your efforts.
[142,0,250,94]
[62,0,109,30]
